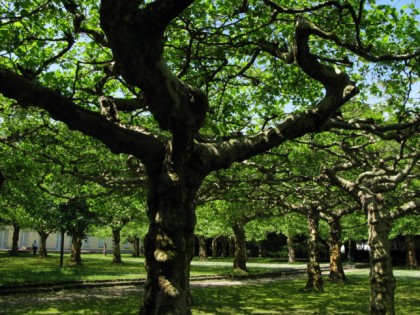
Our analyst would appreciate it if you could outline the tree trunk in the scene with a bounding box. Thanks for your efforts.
[287,235,296,263]
[364,193,395,315]
[346,238,356,262]
[197,235,207,261]
[211,236,219,259]
[328,217,346,282]
[220,236,228,258]
[305,208,323,292]
[38,231,50,258]
[112,227,123,264]
[405,235,418,268]
[232,222,247,271]
[229,236,235,257]
[10,223,20,256]
[132,236,141,257]
[139,170,202,315]
[70,235,83,265]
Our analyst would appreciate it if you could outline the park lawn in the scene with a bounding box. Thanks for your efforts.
[0,252,146,285]
[0,252,292,286]
[0,270,419,314]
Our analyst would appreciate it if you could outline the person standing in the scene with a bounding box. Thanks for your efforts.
[102,243,107,256]
[32,240,38,256]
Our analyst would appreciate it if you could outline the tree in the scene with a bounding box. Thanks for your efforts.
[59,198,98,265]
[1,1,418,313]
[322,128,419,315]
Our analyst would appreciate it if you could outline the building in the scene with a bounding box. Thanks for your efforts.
[0,225,134,253]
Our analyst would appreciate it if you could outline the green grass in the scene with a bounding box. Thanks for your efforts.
[1,270,419,314]
[1,253,419,314]
[0,253,299,285]
[0,252,146,285]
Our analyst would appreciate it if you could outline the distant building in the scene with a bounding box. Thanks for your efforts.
[0,226,133,253]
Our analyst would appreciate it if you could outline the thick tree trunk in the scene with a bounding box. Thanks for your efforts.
[287,235,297,263]
[139,171,201,315]
[38,231,50,258]
[10,223,20,256]
[197,235,207,261]
[112,227,123,264]
[328,217,346,282]
[211,236,219,259]
[232,222,247,271]
[364,193,395,315]
[70,236,83,266]
[405,235,418,268]
[305,208,323,292]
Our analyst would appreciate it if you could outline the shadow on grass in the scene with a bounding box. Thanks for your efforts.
[191,275,420,315]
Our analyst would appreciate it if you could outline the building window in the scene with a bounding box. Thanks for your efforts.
[0,230,9,249]
[83,237,90,248]
[56,233,62,249]
[98,239,104,247]
[20,230,29,248]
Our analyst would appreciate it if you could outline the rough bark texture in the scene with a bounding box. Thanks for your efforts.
[328,217,346,282]
[405,235,418,268]
[70,236,83,266]
[305,208,323,292]
[38,231,49,258]
[197,236,207,261]
[10,223,20,256]
[287,235,297,264]
[112,227,122,264]
[139,168,202,315]
[364,193,395,315]
[232,222,247,271]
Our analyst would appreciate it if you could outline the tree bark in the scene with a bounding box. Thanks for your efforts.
[287,235,297,263]
[112,227,123,264]
[139,168,202,315]
[10,223,20,256]
[197,235,207,261]
[405,235,418,268]
[305,208,323,291]
[363,192,395,315]
[70,235,83,266]
[38,231,50,258]
[232,222,247,271]
[328,217,346,282]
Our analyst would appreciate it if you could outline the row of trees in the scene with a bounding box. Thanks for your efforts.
[1,0,419,314]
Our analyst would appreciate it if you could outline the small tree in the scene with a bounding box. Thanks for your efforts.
[59,198,97,266]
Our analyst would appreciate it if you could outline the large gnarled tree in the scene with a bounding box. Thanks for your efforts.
[0,1,418,313]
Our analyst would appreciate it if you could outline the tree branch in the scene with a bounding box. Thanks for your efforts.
[0,69,165,166]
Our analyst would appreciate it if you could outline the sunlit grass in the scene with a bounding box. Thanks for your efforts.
[0,252,301,285]
[1,252,419,315]
[0,252,146,285]
[1,270,419,314]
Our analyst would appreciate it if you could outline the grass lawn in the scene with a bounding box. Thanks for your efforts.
[1,252,419,314]
[0,253,298,285]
